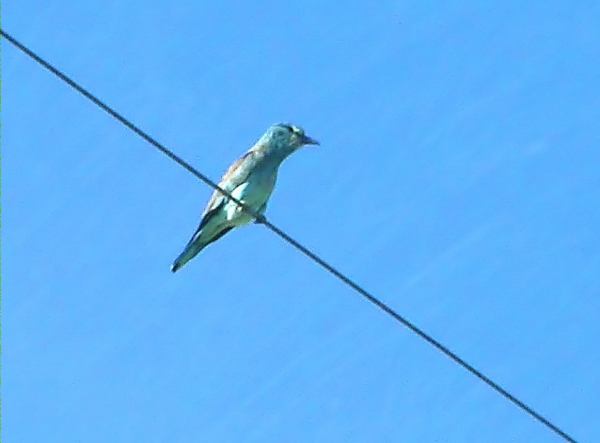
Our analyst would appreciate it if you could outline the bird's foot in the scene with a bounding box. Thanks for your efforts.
[254,214,267,224]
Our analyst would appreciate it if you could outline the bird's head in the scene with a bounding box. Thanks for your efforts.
[260,123,319,154]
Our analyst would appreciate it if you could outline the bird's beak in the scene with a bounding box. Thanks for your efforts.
[302,134,320,146]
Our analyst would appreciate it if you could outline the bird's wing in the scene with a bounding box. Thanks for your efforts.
[199,150,260,229]
[172,149,262,269]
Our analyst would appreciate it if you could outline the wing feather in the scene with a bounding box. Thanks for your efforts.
[198,150,259,230]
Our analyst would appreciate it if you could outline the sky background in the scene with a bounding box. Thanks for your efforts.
[4,1,600,442]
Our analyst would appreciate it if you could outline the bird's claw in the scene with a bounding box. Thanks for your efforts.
[254,214,267,224]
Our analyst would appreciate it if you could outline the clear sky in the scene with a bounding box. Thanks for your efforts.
[4,1,599,442]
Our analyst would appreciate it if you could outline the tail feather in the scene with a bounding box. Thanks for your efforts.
[170,226,235,273]
[171,241,206,273]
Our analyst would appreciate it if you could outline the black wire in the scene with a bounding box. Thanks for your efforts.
[2,29,578,443]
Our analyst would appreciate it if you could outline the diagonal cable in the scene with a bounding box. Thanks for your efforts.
[1,29,578,443]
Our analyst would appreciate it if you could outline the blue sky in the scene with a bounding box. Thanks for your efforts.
[4,1,599,442]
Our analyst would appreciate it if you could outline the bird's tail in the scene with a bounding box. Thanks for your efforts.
[170,241,207,273]
[170,226,234,273]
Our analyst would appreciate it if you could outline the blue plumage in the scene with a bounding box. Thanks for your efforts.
[171,123,318,272]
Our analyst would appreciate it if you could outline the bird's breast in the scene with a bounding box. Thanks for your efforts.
[247,170,277,199]
[229,168,277,208]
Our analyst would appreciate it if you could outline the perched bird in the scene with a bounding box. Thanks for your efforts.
[171,123,319,272]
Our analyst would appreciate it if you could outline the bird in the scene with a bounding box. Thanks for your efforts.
[170,123,319,272]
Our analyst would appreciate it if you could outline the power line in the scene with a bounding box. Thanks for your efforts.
[2,29,577,443]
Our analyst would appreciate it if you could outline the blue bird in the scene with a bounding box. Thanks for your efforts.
[171,123,319,272]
